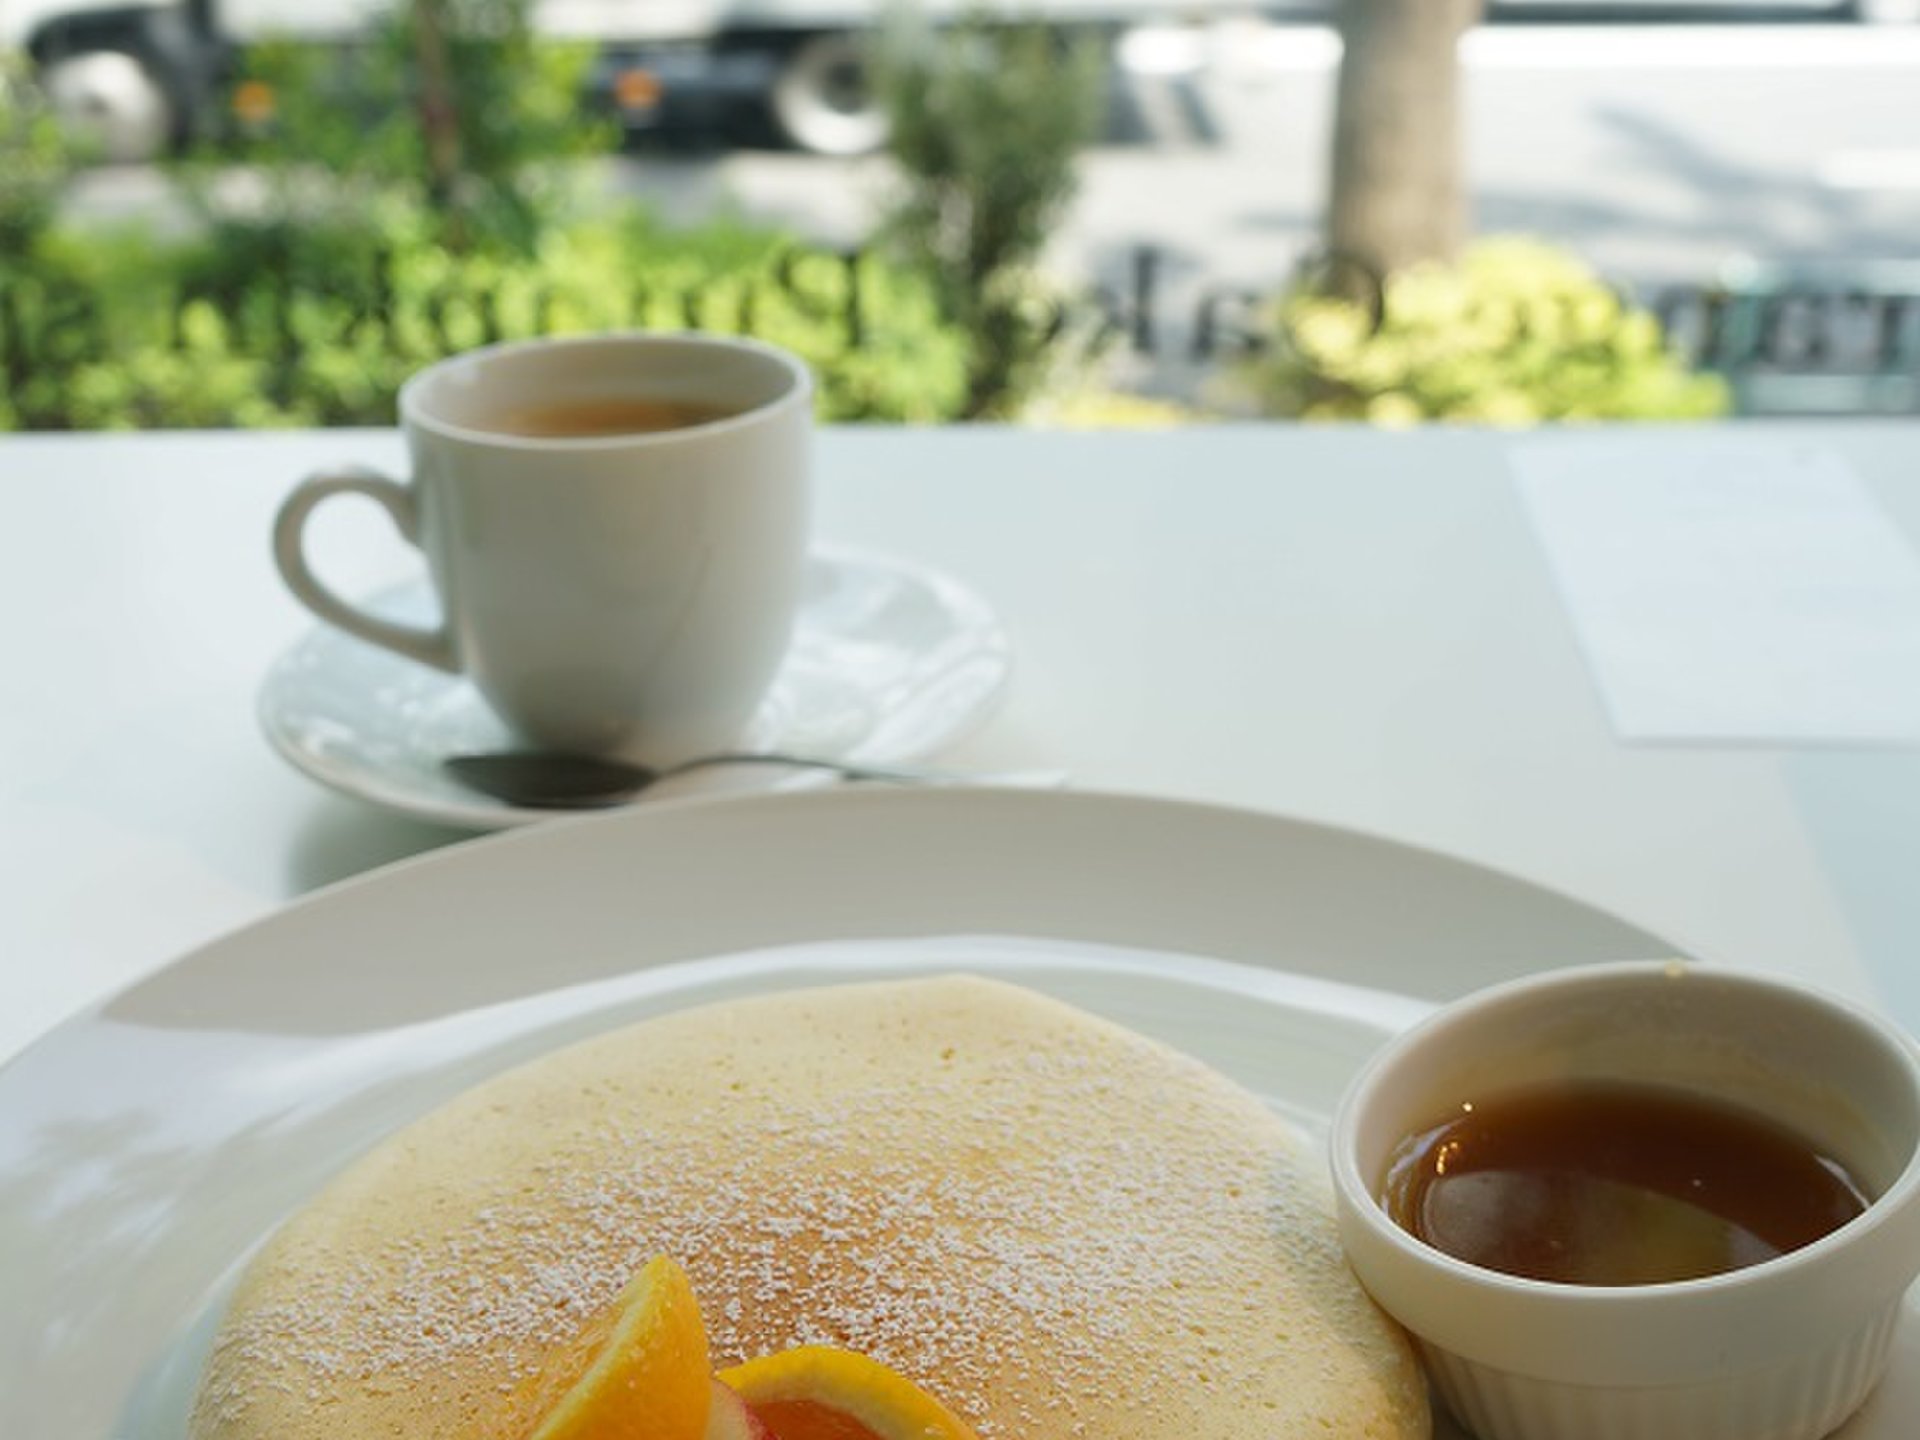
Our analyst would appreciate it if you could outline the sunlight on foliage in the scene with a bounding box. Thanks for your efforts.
[1246,237,1730,424]
[0,211,970,430]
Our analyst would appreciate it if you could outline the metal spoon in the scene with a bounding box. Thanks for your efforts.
[443,750,1063,810]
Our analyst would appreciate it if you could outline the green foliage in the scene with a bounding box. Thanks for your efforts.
[179,0,613,254]
[1246,237,1730,424]
[877,11,1105,419]
[0,209,970,431]
[0,0,973,433]
[0,0,969,432]
[0,53,73,255]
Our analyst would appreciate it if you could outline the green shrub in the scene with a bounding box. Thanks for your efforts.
[0,54,72,257]
[1,0,978,432]
[1243,237,1730,424]
[877,11,1106,419]
[182,0,614,255]
[0,209,970,430]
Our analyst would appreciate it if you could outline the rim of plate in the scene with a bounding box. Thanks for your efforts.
[0,786,1683,1080]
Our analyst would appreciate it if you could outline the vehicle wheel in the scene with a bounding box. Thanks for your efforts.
[1859,0,1920,21]
[40,50,176,164]
[769,32,889,157]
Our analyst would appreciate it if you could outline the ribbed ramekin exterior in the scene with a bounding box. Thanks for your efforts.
[1418,1298,1903,1440]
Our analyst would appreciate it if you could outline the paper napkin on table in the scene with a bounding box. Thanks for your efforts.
[1511,436,1920,745]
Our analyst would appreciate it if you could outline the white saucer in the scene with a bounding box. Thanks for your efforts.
[258,547,1013,829]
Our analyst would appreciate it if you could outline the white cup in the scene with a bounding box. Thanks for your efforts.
[273,332,813,765]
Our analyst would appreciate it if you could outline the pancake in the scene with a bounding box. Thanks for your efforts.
[190,975,1428,1439]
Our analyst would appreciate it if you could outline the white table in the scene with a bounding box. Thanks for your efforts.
[4,422,1919,1062]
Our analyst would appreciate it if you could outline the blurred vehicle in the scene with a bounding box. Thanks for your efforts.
[1,1,1206,161]
[3,0,210,161]
[2,0,1914,164]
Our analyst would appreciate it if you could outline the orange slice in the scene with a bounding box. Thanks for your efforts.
[717,1347,980,1440]
[523,1254,712,1440]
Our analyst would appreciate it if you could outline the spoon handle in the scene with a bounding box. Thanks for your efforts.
[443,749,1068,810]
[660,753,1066,788]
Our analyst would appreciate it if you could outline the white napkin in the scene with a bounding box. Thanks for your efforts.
[1512,436,1920,745]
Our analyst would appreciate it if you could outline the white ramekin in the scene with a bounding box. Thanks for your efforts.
[1329,960,1920,1440]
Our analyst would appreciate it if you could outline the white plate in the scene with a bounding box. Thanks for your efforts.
[2,788,1914,1440]
[257,547,1012,829]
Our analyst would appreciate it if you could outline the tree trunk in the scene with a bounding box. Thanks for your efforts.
[410,0,466,248]
[1327,0,1482,283]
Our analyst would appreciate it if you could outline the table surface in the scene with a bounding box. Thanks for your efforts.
[4,421,1919,1064]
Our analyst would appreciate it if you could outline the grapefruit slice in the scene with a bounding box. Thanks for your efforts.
[717,1347,979,1440]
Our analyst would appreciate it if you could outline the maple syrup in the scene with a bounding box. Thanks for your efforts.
[1382,1081,1870,1286]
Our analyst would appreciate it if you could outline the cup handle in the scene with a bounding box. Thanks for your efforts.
[272,466,459,674]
